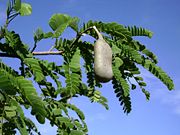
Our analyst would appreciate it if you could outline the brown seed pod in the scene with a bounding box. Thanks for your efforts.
[93,26,113,83]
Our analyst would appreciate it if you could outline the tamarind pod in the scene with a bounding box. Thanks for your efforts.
[94,38,113,83]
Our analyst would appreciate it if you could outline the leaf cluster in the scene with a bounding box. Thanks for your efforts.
[0,0,174,134]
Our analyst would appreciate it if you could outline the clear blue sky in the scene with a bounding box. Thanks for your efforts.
[1,0,180,135]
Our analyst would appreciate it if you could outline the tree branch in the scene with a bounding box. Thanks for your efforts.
[32,51,63,55]
[0,26,96,58]
[0,51,63,58]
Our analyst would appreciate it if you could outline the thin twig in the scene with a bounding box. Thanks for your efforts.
[32,51,63,55]
[0,51,63,58]
[31,41,37,53]
[69,26,94,50]
[48,45,55,52]
[8,13,19,25]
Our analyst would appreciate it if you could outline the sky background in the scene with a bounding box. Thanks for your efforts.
[0,0,180,135]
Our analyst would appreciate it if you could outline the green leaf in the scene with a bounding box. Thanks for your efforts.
[78,41,99,89]
[24,58,45,82]
[131,70,140,74]
[62,49,82,97]
[126,25,153,38]
[112,43,122,55]
[65,71,81,96]
[0,61,46,118]
[65,103,85,120]
[3,30,32,59]
[14,0,21,11]
[19,3,32,16]
[34,28,53,42]
[49,14,72,37]
[142,49,158,64]
[4,106,17,111]
[112,62,129,97]
[138,82,147,87]
[36,114,45,124]
[143,59,174,90]
[142,88,150,100]
[15,117,28,135]
[89,90,109,110]
[120,43,143,64]
[82,21,132,41]
[52,108,62,116]
[114,57,123,68]
[69,17,79,32]
[17,76,47,117]
[134,76,143,81]
[24,118,40,133]
[119,78,130,97]
[10,99,25,118]
[0,62,19,95]
[70,130,83,135]
[56,117,74,128]
[131,84,136,90]
[44,32,53,38]
[0,92,6,102]
[0,71,16,95]
[128,41,158,63]
[112,78,131,114]
[5,110,16,118]
[112,64,122,78]
[69,49,81,72]
[34,28,44,42]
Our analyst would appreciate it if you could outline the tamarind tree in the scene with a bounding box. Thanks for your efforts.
[0,1,174,135]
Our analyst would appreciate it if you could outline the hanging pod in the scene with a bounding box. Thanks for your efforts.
[93,26,113,83]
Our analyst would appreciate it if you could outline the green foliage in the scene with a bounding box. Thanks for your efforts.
[126,25,153,38]
[112,78,132,113]
[19,3,32,16]
[24,58,45,82]
[81,20,132,41]
[13,0,21,11]
[0,0,174,135]
[43,99,87,134]
[112,57,131,113]
[63,49,81,97]
[10,0,32,16]
[5,0,32,27]
[78,41,102,89]
[49,13,79,37]
[142,59,174,90]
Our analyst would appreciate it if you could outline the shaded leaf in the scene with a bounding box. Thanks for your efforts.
[142,88,150,100]
[36,114,45,124]
[14,0,21,11]
[131,84,136,90]
[15,117,28,135]
[5,110,16,118]
[138,82,147,87]
[112,78,131,114]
